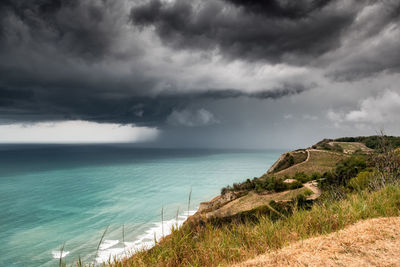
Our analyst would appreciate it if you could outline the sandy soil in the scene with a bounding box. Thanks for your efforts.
[233,217,400,267]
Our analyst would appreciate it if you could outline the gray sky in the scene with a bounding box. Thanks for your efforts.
[1,0,400,148]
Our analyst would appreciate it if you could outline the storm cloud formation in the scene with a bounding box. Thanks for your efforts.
[131,0,355,64]
[1,0,400,147]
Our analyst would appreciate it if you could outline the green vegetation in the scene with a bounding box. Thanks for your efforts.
[221,175,303,195]
[319,155,369,189]
[348,171,375,191]
[335,135,400,150]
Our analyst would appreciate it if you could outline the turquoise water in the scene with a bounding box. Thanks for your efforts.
[0,145,283,266]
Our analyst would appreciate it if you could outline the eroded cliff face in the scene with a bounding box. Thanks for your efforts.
[197,191,238,213]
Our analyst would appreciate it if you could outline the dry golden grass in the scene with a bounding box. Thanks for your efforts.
[235,216,400,267]
[275,150,348,178]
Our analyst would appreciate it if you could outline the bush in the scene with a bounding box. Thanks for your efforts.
[311,172,322,180]
[221,185,232,195]
[272,178,288,192]
[320,156,367,188]
[294,172,310,183]
[293,193,311,209]
[348,171,374,191]
[287,180,303,190]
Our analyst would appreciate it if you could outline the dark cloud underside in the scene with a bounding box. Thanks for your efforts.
[0,0,123,60]
[0,84,307,125]
[130,0,356,63]
[225,0,334,19]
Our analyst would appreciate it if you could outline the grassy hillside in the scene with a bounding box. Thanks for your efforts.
[274,150,348,178]
[114,185,400,267]
[105,136,400,267]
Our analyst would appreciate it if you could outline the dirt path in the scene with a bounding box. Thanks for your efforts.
[304,181,321,200]
[232,217,400,267]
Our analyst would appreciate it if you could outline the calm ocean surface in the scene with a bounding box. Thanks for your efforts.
[0,145,283,266]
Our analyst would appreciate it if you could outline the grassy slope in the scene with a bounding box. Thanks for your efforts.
[235,216,400,266]
[274,150,348,178]
[116,184,400,267]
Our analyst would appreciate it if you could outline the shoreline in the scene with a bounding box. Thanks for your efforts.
[94,209,198,264]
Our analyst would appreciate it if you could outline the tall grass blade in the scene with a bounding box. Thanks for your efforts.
[122,224,125,246]
[176,207,180,227]
[161,206,164,238]
[77,255,82,267]
[187,186,192,217]
[94,225,109,263]
[59,242,65,267]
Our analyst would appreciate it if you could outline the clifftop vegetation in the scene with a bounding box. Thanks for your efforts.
[335,135,400,150]
[73,135,400,266]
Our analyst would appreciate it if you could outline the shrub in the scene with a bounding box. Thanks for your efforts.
[320,156,367,188]
[221,186,232,195]
[348,171,374,191]
[311,172,321,180]
[273,178,287,192]
[287,180,303,190]
[294,172,310,183]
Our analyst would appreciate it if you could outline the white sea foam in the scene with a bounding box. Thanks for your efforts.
[52,250,70,259]
[99,239,119,250]
[95,209,197,264]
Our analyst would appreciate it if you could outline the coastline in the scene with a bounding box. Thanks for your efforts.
[95,209,198,264]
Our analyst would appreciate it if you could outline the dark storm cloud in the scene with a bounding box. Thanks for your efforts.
[1,0,400,138]
[0,0,124,60]
[0,0,314,126]
[225,0,333,19]
[199,83,311,99]
[0,87,34,107]
[0,82,308,126]
[130,0,356,64]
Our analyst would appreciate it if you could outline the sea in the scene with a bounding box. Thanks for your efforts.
[0,145,283,266]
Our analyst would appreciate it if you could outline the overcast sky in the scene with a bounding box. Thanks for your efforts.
[1,0,400,148]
